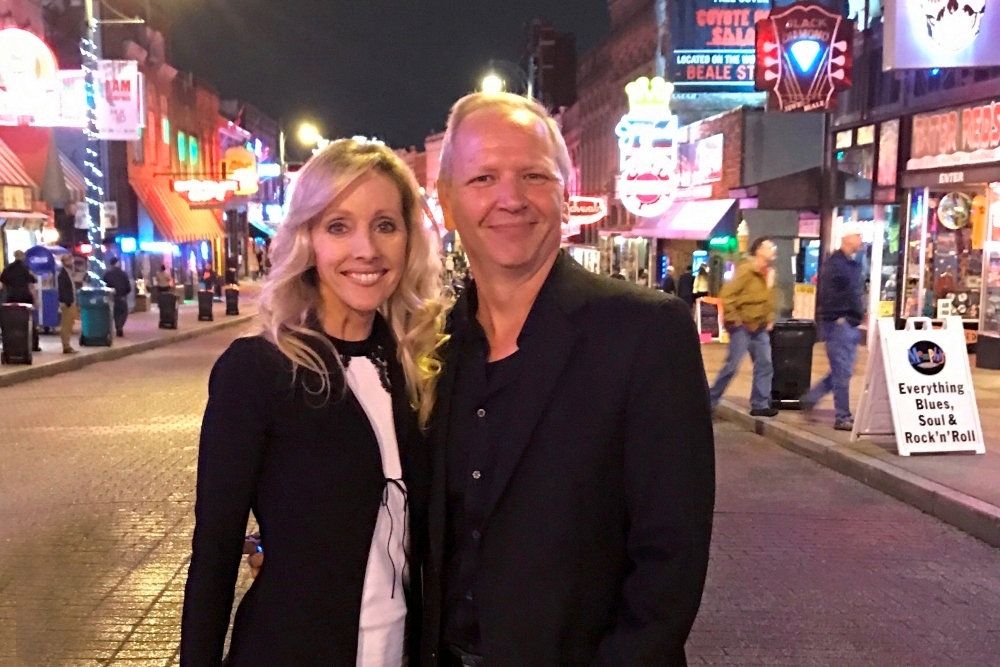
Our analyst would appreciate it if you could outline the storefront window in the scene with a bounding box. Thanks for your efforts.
[834,145,875,201]
[980,185,1000,336]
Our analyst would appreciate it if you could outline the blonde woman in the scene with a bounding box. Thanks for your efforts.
[180,139,445,667]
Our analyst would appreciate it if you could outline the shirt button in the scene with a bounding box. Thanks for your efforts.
[476,408,486,418]
[472,470,482,480]
[472,529,481,540]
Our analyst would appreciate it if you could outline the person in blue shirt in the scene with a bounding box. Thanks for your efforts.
[802,222,865,430]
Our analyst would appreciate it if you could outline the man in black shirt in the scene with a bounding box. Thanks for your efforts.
[102,257,132,337]
[421,93,715,667]
[0,249,37,304]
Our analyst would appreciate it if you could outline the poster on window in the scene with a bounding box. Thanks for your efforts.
[95,60,145,141]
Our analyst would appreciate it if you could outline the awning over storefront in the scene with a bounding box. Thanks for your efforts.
[0,210,49,231]
[132,179,224,244]
[627,198,736,240]
[0,138,37,190]
[59,152,86,204]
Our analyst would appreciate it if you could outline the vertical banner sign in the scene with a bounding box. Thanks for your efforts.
[616,76,678,218]
[755,2,853,112]
[95,60,144,140]
[100,201,118,229]
[853,318,984,456]
[669,0,770,92]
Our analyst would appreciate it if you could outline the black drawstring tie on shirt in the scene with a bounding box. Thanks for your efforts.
[382,477,408,599]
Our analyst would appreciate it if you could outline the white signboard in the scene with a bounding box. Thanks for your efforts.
[95,60,144,141]
[884,0,1000,70]
[853,318,984,456]
[101,201,118,230]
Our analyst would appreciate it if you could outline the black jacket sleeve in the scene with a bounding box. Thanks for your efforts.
[181,338,274,667]
[592,298,716,666]
[58,269,75,306]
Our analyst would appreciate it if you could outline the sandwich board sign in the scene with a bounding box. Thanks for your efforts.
[853,317,984,456]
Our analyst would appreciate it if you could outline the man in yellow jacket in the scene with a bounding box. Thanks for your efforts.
[709,237,779,417]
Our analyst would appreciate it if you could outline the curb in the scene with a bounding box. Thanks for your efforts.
[716,401,1000,548]
[0,312,255,389]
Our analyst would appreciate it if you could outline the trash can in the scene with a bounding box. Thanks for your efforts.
[78,287,115,347]
[769,319,816,409]
[0,303,34,365]
[158,291,179,329]
[197,290,214,322]
[225,287,239,316]
[184,282,195,301]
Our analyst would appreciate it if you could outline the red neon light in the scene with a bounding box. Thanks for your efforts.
[78,243,94,255]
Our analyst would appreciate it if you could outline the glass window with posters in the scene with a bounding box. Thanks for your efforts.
[979,185,1000,337]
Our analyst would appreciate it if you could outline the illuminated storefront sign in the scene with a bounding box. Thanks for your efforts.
[669,0,770,92]
[565,196,608,234]
[885,0,998,70]
[173,179,239,205]
[0,184,34,212]
[616,76,678,218]
[0,29,141,132]
[755,2,853,112]
[908,99,1000,170]
[677,133,723,189]
[224,146,259,196]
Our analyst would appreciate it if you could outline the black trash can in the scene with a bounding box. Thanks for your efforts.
[225,287,239,316]
[0,303,34,365]
[158,291,179,329]
[769,319,816,409]
[198,290,214,322]
[184,282,195,301]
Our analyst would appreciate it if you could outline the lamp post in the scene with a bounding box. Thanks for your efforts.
[479,59,533,98]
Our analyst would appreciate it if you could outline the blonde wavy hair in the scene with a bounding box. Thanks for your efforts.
[256,138,447,428]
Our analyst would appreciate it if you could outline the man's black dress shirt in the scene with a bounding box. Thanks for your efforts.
[441,284,531,656]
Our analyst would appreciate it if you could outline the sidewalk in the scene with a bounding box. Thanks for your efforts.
[703,341,1000,547]
[0,284,261,388]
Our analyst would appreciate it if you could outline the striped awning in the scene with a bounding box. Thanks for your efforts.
[59,152,86,203]
[132,178,224,244]
[0,138,37,190]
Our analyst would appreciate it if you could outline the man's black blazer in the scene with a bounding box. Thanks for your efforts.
[421,252,716,667]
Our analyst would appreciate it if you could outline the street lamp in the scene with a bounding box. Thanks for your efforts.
[481,73,504,94]
[297,122,322,146]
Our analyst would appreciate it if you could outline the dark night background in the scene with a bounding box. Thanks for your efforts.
[165,0,611,151]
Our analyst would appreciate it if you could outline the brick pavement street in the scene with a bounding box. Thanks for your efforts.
[2,330,1000,666]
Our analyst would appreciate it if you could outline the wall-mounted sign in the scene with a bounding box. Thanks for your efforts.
[877,119,900,187]
[616,76,678,218]
[755,2,853,112]
[669,0,769,92]
[677,133,723,189]
[95,60,144,140]
[224,146,259,196]
[0,28,58,121]
[567,196,608,226]
[100,201,118,230]
[257,162,281,178]
[884,0,999,70]
[0,184,34,213]
[908,99,1000,170]
[173,179,239,205]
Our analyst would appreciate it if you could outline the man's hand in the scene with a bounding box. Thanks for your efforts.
[243,534,263,578]
[836,317,846,325]
[766,322,774,332]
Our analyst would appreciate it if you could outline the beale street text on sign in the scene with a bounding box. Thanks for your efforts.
[669,0,770,92]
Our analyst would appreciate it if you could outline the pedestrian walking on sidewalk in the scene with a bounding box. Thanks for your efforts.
[709,236,779,417]
[678,264,695,307]
[0,249,37,305]
[57,254,78,354]
[181,139,445,667]
[154,264,172,301]
[801,223,865,431]
[102,257,131,338]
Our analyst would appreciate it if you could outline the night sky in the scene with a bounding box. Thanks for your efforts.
[166,0,610,155]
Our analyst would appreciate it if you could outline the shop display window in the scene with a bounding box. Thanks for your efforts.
[832,204,901,321]
[980,185,1000,336]
[834,144,875,202]
[904,188,985,322]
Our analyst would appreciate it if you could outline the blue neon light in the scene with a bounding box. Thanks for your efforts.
[118,237,137,254]
[790,40,821,72]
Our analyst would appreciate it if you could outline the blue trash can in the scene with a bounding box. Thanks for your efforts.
[78,287,115,347]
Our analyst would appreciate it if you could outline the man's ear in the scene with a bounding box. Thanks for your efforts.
[440,187,456,232]
[561,193,571,226]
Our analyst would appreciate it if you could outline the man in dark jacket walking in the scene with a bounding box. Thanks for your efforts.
[1,250,37,304]
[802,223,865,430]
[102,257,132,337]
[677,265,696,308]
[58,254,78,354]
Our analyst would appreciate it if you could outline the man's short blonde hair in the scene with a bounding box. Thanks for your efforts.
[437,92,572,192]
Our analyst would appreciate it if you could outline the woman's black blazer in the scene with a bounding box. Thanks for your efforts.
[180,318,428,667]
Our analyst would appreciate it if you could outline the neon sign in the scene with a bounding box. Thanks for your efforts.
[224,146,259,196]
[616,77,678,218]
[173,179,240,205]
[567,196,608,226]
[755,2,853,112]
